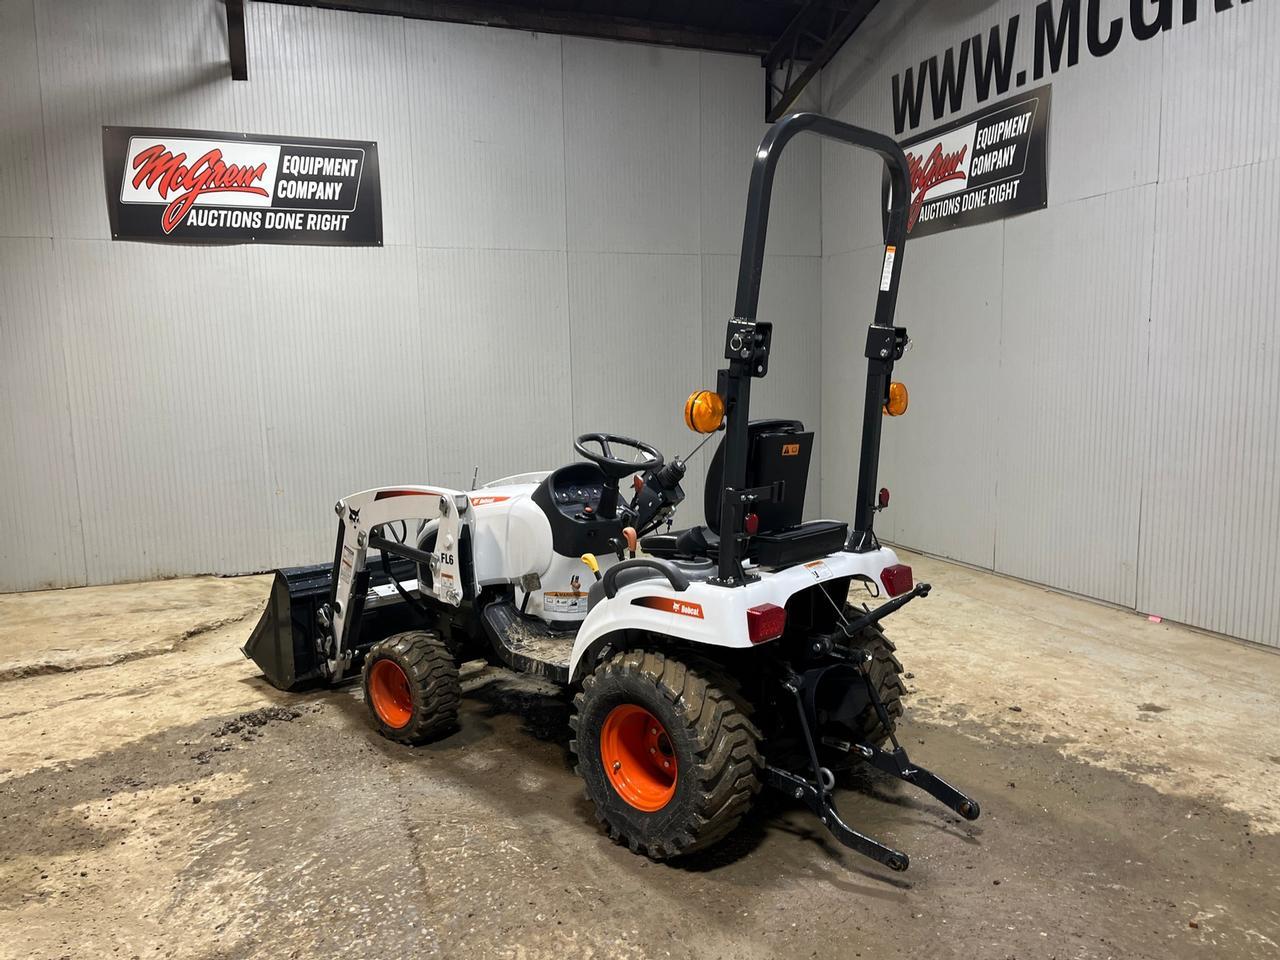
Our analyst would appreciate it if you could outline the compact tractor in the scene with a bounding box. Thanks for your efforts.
[245,113,979,871]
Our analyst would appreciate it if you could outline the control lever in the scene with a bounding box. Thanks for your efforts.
[678,429,718,467]
[622,527,637,559]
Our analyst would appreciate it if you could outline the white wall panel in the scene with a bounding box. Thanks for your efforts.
[244,246,427,567]
[568,252,705,512]
[0,239,85,590]
[563,39,701,254]
[1039,32,1163,206]
[1159,0,1279,182]
[417,247,573,489]
[818,88,889,258]
[35,0,240,241]
[1140,160,1280,647]
[1,2,805,591]
[818,0,1280,647]
[996,186,1156,606]
[406,22,565,251]
[54,240,272,583]
[879,222,1005,568]
[236,3,415,247]
[0,0,51,238]
[699,52,820,258]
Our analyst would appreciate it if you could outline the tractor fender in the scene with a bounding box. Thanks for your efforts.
[567,545,903,682]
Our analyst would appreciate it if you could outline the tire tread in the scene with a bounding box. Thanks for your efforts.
[363,630,460,745]
[571,649,762,860]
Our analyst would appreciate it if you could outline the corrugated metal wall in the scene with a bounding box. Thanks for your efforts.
[0,0,821,591]
[5,0,1273,652]
[818,0,1279,648]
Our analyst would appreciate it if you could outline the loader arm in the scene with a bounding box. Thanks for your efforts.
[325,485,471,681]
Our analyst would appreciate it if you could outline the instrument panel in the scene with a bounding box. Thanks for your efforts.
[554,482,603,510]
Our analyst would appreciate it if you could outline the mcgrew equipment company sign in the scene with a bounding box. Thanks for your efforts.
[891,85,1050,239]
[102,126,382,246]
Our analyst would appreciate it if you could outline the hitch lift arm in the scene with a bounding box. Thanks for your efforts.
[768,583,981,871]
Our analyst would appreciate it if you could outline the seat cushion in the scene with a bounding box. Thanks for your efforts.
[638,526,718,560]
[751,519,848,567]
[642,520,846,570]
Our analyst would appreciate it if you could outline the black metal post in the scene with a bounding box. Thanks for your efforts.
[715,112,912,582]
[227,0,248,81]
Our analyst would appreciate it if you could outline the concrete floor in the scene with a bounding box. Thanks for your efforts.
[1,551,1278,960]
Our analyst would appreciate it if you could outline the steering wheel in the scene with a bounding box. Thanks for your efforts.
[574,432,664,480]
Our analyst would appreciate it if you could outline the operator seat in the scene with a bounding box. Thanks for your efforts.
[639,419,848,568]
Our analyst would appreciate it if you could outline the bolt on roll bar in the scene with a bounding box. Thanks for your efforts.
[713,113,912,584]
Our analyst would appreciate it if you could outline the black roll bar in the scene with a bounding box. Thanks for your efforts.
[714,113,912,584]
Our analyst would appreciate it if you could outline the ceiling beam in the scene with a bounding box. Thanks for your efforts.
[763,0,877,121]
[227,0,248,80]
[258,0,777,55]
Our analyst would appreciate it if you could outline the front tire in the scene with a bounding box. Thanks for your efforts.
[571,649,762,860]
[362,630,460,744]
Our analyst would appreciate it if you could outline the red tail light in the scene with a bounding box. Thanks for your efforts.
[746,603,786,644]
[880,564,913,598]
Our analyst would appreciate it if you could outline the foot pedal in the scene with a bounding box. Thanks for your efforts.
[480,601,573,684]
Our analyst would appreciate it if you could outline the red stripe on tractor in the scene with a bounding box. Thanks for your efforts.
[373,489,441,500]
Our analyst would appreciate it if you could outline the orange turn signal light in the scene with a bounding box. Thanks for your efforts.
[684,390,725,434]
[883,381,909,417]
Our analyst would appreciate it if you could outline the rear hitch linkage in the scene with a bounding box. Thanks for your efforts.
[766,584,980,872]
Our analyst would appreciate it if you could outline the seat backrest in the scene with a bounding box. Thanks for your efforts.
[703,419,813,534]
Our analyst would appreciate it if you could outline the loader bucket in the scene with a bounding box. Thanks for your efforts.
[243,555,422,691]
[243,564,334,691]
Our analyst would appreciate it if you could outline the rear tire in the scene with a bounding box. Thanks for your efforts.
[571,649,762,860]
[842,615,906,746]
[363,630,460,744]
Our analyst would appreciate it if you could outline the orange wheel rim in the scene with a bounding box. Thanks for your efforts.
[369,659,413,729]
[600,704,677,812]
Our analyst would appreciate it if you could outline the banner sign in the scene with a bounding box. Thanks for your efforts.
[102,126,382,246]
[892,85,1050,240]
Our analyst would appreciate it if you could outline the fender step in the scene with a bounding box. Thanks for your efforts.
[480,601,574,685]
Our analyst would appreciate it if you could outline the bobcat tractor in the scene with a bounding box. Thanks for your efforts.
[244,113,980,872]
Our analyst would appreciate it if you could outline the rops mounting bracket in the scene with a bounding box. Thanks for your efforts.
[864,325,909,368]
[724,318,773,378]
